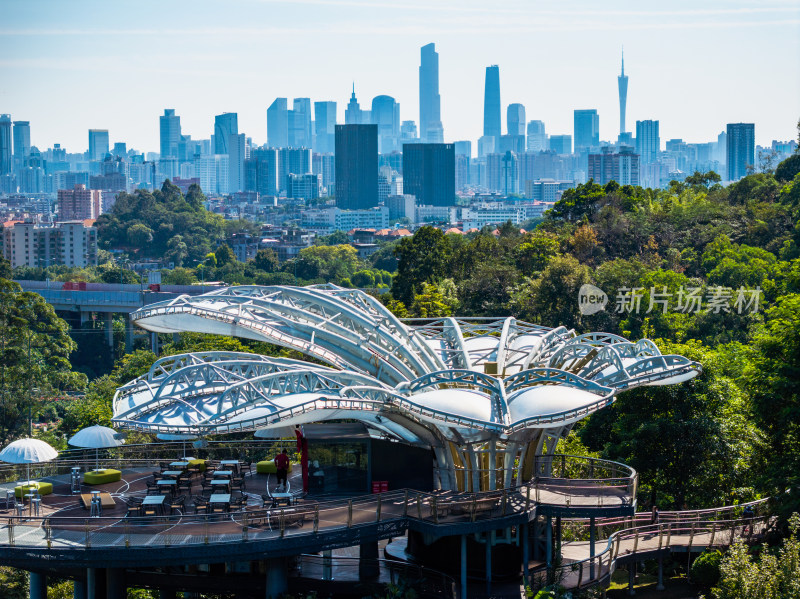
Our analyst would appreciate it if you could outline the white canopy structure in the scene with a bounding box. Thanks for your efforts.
[0,438,59,484]
[113,285,701,491]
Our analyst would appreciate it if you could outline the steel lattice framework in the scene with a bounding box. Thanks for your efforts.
[113,285,701,491]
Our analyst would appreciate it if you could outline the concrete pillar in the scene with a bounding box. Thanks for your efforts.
[159,590,177,599]
[656,556,665,591]
[86,568,105,599]
[322,550,332,580]
[125,315,135,354]
[172,333,180,344]
[460,535,467,599]
[106,568,126,599]
[151,332,159,355]
[546,515,553,568]
[29,572,47,599]
[589,516,596,580]
[73,578,87,599]
[488,438,496,490]
[628,563,636,596]
[104,312,114,348]
[359,540,380,579]
[265,558,288,599]
[485,533,492,595]
[522,522,529,583]
[80,311,91,326]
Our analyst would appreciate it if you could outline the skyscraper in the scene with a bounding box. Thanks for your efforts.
[527,120,547,152]
[88,129,109,161]
[419,43,443,143]
[371,95,400,153]
[314,101,337,153]
[726,123,755,181]
[345,85,363,125]
[588,146,639,186]
[635,120,660,164]
[507,104,526,136]
[228,133,246,193]
[403,143,455,207]
[549,135,572,155]
[483,66,501,140]
[245,147,279,196]
[574,110,599,151]
[267,98,289,148]
[0,115,11,176]
[160,109,181,159]
[618,49,628,136]
[335,124,378,210]
[214,113,238,155]
[290,98,312,148]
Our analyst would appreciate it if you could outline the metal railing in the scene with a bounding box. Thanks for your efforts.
[0,451,636,551]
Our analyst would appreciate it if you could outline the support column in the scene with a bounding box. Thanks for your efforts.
[589,516,596,580]
[80,311,91,326]
[628,563,636,596]
[159,590,177,599]
[29,572,47,599]
[656,556,665,591]
[522,522,529,584]
[460,535,467,599]
[104,312,114,348]
[556,516,562,558]
[485,533,492,596]
[488,438,496,491]
[322,550,332,581]
[151,332,159,355]
[73,578,87,599]
[86,568,106,599]
[546,515,553,568]
[106,568,126,599]
[125,315,135,354]
[359,540,380,579]
[265,558,288,599]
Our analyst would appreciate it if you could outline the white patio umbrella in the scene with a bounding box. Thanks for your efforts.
[254,426,296,440]
[156,433,199,458]
[0,438,59,485]
[68,425,125,471]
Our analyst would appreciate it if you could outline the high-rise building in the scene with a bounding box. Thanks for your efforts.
[289,98,312,148]
[402,143,455,207]
[527,121,547,152]
[286,173,321,200]
[549,135,572,155]
[401,121,418,142]
[12,121,31,173]
[345,85,363,125]
[335,124,378,210]
[312,152,336,192]
[0,115,11,176]
[214,113,238,155]
[454,141,472,158]
[228,133,246,193]
[245,147,279,196]
[267,99,289,148]
[88,129,109,161]
[371,95,400,153]
[160,109,181,159]
[112,142,127,158]
[58,184,103,220]
[588,147,639,186]
[419,43,443,143]
[618,49,628,135]
[726,123,755,181]
[507,104,526,137]
[1,221,97,268]
[635,120,660,165]
[314,101,337,154]
[483,66,501,141]
[574,110,599,151]
[278,147,312,192]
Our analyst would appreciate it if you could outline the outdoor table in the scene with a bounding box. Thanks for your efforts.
[213,470,233,478]
[161,471,183,478]
[271,492,293,507]
[24,493,36,518]
[210,480,230,491]
[219,460,240,472]
[156,480,177,494]
[209,493,231,513]
[170,461,190,469]
[142,495,166,515]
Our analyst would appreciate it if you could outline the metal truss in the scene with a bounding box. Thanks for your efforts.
[117,286,703,490]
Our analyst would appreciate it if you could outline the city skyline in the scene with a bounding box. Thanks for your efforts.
[1,0,798,153]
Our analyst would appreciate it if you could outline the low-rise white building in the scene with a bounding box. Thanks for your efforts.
[1,220,98,268]
[301,207,389,233]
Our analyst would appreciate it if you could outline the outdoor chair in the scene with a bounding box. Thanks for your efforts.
[146,482,159,495]
[192,496,208,515]
[169,495,186,515]
[124,498,143,518]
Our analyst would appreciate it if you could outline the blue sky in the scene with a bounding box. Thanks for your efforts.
[1,0,798,153]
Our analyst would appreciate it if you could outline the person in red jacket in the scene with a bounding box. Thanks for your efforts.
[295,425,308,494]
[274,449,290,491]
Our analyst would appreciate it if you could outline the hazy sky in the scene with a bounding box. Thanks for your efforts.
[2,0,798,154]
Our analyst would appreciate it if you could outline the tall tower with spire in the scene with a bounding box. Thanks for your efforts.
[345,83,363,125]
[618,48,628,136]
